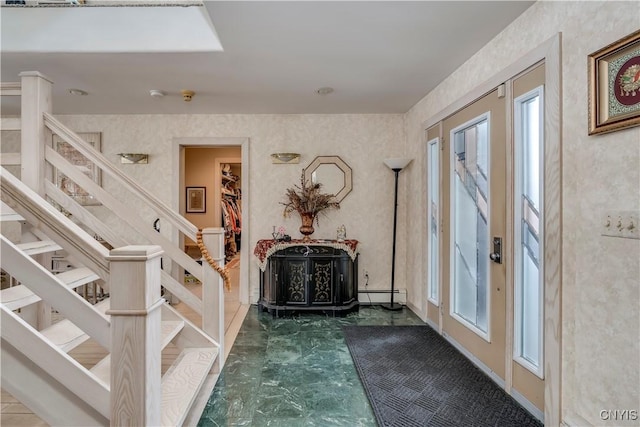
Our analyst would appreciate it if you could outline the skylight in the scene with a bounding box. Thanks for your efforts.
[1,1,223,53]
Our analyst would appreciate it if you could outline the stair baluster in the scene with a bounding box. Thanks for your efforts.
[201,227,226,367]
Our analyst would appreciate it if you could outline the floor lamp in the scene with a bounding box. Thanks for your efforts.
[381,158,412,310]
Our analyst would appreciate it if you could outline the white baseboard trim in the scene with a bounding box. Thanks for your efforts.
[511,388,544,422]
[562,411,594,427]
[357,289,406,304]
[406,301,427,321]
[424,316,439,331]
[443,332,547,423]
[442,332,506,389]
[224,304,250,361]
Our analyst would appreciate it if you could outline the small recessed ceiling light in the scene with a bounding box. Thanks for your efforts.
[149,89,165,98]
[68,88,88,96]
[315,87,334,95]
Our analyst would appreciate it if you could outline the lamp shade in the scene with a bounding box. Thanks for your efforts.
[384,158,412,171]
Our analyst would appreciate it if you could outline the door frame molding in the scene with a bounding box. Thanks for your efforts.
[423,33,562,426]
[172,136,251,305]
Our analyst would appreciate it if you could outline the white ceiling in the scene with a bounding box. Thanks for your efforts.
[1,1,534,115]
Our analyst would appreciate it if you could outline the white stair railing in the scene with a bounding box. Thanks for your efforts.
[1,174,221,426]
[12,72,224,345]
[1,71,226,425]
[41,119,225,348]
[1,305,110,426]
[1,235,111,348]
[1,167,110,280]
[43,112,198,241]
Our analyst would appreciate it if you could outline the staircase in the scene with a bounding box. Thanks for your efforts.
[0,72,226,426]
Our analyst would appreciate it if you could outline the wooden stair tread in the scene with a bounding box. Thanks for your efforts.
[0,212,25,222]
[1,285,37,310]
[55,267,101,288]
[0,202,24,222]
[1,267,100,311]
[88,355,111,385]
[41,298,110,353]
[89,319,185,385]
[16,240,63,256]
[161,347,218,427]
[161,320,185,349]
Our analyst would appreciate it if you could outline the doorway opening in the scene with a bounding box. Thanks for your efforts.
[173,137,250,337]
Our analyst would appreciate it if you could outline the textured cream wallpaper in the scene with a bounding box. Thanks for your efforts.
[8,2,638,421]
[404,1,640,424]
[57,114,405,303]
[1,130,21,178]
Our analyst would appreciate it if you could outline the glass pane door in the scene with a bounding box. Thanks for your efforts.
[515,89,543,372]
[510,62,545,414]
[428,138,439,304]
[441,87,506,380]
[452,115,490,336]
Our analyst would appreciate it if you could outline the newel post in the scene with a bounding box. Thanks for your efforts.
[201,227,225,367]
[107,245,164,427]
[19,72,53,330]
[19,71,52,196]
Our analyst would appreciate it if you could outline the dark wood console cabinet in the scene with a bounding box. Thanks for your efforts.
[258,244,358,316]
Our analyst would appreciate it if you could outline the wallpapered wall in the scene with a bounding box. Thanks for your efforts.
[403,1,639,425]
[56,114,406,303]
[8,2,638,422]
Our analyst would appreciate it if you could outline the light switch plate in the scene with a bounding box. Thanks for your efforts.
[602,211,639,240]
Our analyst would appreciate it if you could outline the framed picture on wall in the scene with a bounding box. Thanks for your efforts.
[53,132,102,205]
[186,187,206,213]
[588,29,640,135]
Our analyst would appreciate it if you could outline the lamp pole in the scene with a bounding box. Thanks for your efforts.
[382,158,412,311]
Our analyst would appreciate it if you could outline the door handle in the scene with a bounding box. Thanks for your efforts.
[489,237,502,264]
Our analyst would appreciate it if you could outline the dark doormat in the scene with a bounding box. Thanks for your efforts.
[343,325,544,427]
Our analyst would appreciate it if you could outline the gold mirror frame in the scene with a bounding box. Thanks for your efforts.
[304,155,353,203]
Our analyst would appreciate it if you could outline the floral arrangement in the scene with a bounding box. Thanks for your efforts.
[282,172,340,224]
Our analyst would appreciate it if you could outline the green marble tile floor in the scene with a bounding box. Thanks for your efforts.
[198,305,424,427]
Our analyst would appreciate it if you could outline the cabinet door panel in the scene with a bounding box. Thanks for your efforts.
[283,259,307,305]
[310,259,333,305]
[339,256,356,303]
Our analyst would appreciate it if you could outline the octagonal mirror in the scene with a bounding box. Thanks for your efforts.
[304,156,353,203]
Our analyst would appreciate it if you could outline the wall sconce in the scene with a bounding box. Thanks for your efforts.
[118,153,149,164]
[271,153,300,164]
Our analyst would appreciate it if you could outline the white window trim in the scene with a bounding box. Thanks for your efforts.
[427,137,440,306]
[449,112,491,343]
[513,85,545,379]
